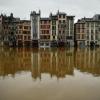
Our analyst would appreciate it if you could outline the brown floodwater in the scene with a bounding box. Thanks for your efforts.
[0,47,100,100]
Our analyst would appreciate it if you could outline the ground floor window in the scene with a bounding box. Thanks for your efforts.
[45,43,49,46]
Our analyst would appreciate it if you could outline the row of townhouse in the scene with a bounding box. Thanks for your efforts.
[0,10,100,47]
[75,14,100,47]
[0,13,31,47]
[30,10,75,47]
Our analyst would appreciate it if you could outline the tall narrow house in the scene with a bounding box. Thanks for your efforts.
[50,14,58,47]
[39,18,51,47]
[66,16,75,47]
[57,11,67,47]
[30,11,40,47]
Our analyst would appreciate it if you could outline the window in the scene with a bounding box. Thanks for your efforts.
[20,35,22,39]
[87,35,89,40]
[61,25,64,28]
[23,31,27,34]
[24,26,28,30]
[63,15,66,18]
[28,36,30,40]
[40,25,42,28]
[87,41,89,45]
[87,30,89,33]
[40,43,44,46]
[91,23,94,27]
[95,35,98,40]
[82,24,84,28]
[47,30,49,34]
[87,23,89,27]
[47,25,50,29]
[91,35,93,40]
[53,36,55,39]
[63,31,65,34]
[91,30,93,33]
[52,21,56,25]
[76,34,80,39]
[52,30,56,34]
[63,20,65,23]
[44,21,47,24]
[19,31,21,34]
[59,30,61,34]
[59,15,61,18]
[19,25,22,29]
[95,30,98,33]
[46,43,49,46]
[52,26,56,30]
[82,29,84,33]
[82,34,85,39]
[24,36,27,40]
[40,21,43,24]
[59,20,61,23]
[47,36,50,39]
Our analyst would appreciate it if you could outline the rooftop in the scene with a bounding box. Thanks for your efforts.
[40,18,51,21]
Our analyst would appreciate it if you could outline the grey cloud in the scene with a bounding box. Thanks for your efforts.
[0,0,100,21]
[0,0,14,6]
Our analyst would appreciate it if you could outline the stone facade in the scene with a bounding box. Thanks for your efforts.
[30,11,40,47]
[30,10,75,48]
[0,13,20,47]
[39,18,51,47]
[75,15,100,47]
[16,20,31,47]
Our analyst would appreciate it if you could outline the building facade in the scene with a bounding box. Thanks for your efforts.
[39,18,51,47]
[30,10,75,48]
[30,11,40,47]
[75,15,100,47]
[75,21,85,47]
[66,16,75,47]
[16,20,31,46]
[50,14,58,47]
[0,13,20,46]
[0,15,3,46]
[50,11,75,47]
[1,11,100,48]
[57,12,67,46]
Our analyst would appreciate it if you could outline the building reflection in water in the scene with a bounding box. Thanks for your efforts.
[75,48,100,76]
[31,48,74,79]
[0,47,100,79]
[0,48,32,78]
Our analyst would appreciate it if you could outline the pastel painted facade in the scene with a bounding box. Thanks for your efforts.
[16,20,31,46]
[39,18,51,47]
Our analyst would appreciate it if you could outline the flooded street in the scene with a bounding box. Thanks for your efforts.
[0,47,100,100]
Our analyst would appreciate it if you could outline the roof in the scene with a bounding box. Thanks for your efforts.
[40,18,51,21]
[19,20,30,22]
[76,17,100,23]
[17,20,31,25]
[67,16,75,18]
[50,15,58,20]
[30,11,40,16]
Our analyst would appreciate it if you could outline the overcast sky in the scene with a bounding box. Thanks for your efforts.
[0,0,100,21]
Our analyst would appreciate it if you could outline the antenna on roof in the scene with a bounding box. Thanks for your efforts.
[39,9,41,15]
[58,10,59,14]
